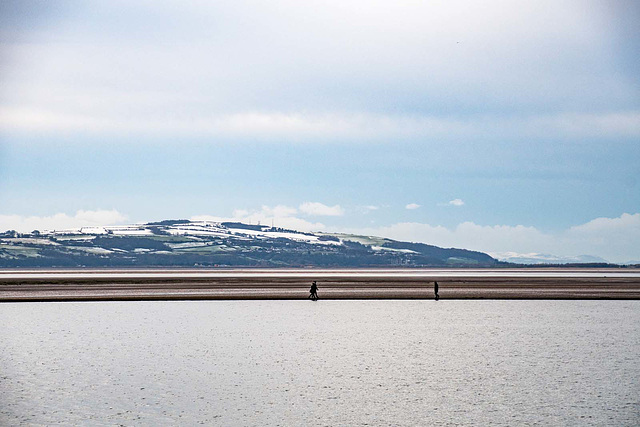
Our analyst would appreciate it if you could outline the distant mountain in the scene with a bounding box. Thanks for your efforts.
[492,252,610,265]
[0,220,500,268]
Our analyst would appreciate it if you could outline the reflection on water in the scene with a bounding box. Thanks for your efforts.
[1,301,639,425]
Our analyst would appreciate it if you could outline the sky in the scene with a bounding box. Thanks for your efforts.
[0,0,639,263]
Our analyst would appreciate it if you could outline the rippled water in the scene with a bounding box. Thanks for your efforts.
[1,301,639,426]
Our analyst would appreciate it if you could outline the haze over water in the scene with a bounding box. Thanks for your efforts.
[1,300,638,425]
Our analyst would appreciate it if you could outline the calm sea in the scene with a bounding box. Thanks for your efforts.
[1,300,638,426]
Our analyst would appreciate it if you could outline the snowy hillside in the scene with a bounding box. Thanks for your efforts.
[1,219,499,268]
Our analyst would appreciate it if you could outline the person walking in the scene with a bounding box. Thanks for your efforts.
[434,281,439,301]
[309,281,319,301]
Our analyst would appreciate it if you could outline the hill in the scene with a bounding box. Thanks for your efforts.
[0,220,500,268]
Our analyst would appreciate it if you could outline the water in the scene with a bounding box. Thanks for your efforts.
[1,300,639,426]
[2,268,640,279]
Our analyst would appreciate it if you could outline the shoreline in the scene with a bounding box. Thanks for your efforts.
[2,270,640,301]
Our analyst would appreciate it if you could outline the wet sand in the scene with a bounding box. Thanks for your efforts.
[1,269,639,301]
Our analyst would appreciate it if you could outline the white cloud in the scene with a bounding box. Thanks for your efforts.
[74,209,127,224]
[568,212,639,234]
[299,202,344,216]
[2,109,638,142]
[1,0,636,147]
[190,215,229,223]
[405,203,420,210]
[231,209,249,217]
[347,213,640,264]
[258,205,299,218]
[192,205,325,232]
[448,199,465,206]
[0,209,127,233]
[2,0,637,143]
[562,213,640,263]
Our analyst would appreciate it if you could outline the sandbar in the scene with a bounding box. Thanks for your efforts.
[1,269,639,301]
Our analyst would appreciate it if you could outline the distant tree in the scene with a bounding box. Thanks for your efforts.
[32,230,41,236]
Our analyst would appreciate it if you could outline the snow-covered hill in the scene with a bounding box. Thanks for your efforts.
[0,219,498,268]
[43,220,334,243]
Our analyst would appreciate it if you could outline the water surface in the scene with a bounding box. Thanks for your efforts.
[2,268,639,279]
[1,301,638,425]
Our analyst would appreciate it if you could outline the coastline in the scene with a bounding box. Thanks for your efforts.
[1,269,639,301]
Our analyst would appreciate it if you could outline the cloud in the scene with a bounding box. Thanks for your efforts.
[568,212,640,234]
[190,215,229,223]
[2,109,639,142]
[3,207,638,263]
[257,205,299,218]
[563,213,640,263]
[192,205,325,232]
[351,221,545,254]
[405,203,420,210]
[231,209,249,217]
[194,202,343,231]
[1,1,637,143]
[299,202,344,216]
[0,209,127,233]
[347,213,640,264]
[447,199,465,206]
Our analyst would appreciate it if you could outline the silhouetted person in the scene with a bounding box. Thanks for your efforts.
[434,281,439,301]
[309,281,318,301]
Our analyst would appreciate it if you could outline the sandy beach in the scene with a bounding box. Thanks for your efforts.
[1,269,639,301]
